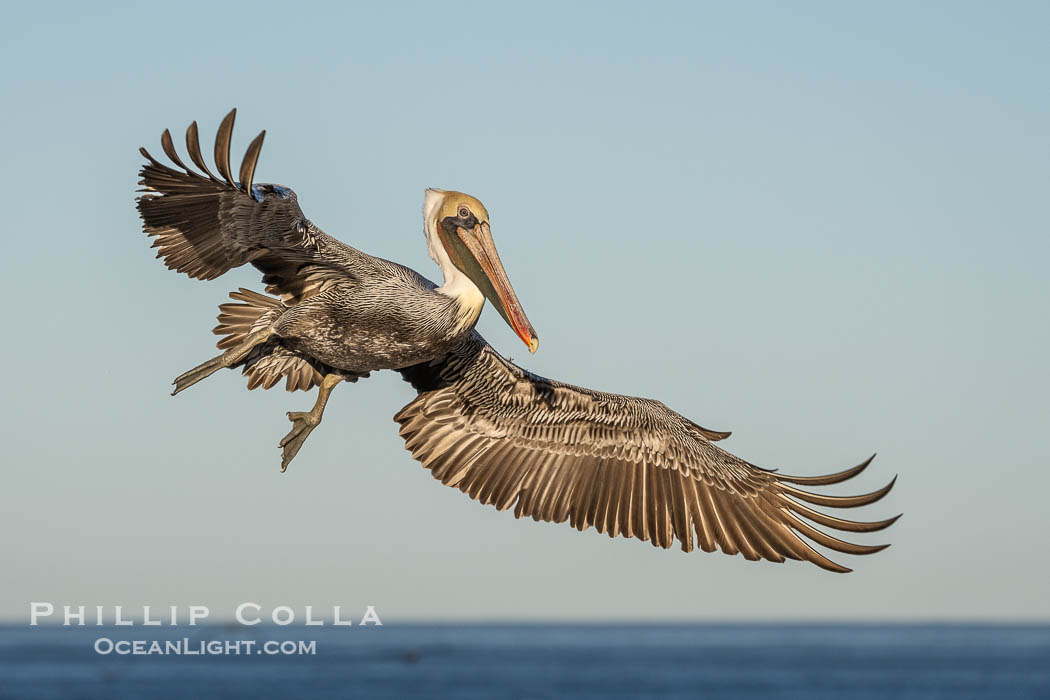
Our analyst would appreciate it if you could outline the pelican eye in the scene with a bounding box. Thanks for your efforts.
[458,206,470,219]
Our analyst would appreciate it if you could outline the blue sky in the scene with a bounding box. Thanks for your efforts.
[1,1,1047,621]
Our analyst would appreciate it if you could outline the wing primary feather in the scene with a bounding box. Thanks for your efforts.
[780,476,897,508]
[781,510,890,556]
[160,129,193,173]
[776,454,877,486]
[592,459,617,535]
[752,503,807,561]
[138,147,181,176]
[605,463,629,538]
[448,447,488,489]
[717,491,760,560]
[784,498,902,533]
[770,522,853,573]
[733,500,787,562]
[705,487,739,555]
[239,130,266,194]
[527,464,556,521]
[631,462,648,542]
[479,444,517,507]
[214,108,237,186]
[429,437,483,484]
[669,468,693,552]
[473,451,508,506]
[185,121,220,182]
[619,463,637,539]
[645,464,663,547]
[542,459,572,523]
[517,459,554,520]
[687,479,717,553]
[494,451,532,512]
[653,467,674,549]
[572,457,602,532]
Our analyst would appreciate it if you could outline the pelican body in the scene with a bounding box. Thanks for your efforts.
[136,110,898,572]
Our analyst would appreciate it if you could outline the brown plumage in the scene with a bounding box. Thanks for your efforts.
[136,109,899,570]
[212,289,357,392]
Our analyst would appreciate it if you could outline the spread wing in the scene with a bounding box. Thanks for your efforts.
[136,108,374,304]
[396,333,898,572]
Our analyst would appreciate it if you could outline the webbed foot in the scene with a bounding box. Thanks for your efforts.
[280,411,320,472]
[277,373,344,472]
[171,327,274,396]
[172,355,227,395]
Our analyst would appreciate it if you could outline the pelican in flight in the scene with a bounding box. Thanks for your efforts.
[136,109,898,572]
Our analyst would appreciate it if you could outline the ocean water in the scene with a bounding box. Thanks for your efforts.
[2,624,1047,699]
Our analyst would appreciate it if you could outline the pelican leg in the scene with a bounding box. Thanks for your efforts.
[279,373,344,472]
[171,328,274,396]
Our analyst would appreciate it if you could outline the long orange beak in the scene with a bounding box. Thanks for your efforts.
[456,222,539,353]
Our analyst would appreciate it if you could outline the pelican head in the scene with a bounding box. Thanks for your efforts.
[423,188,539,353]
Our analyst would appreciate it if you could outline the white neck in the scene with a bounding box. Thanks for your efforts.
[423,189,485,329]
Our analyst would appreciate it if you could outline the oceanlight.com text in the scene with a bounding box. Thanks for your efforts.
[94,638,317,656]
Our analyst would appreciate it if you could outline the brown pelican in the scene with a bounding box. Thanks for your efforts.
[136,109,898,572]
